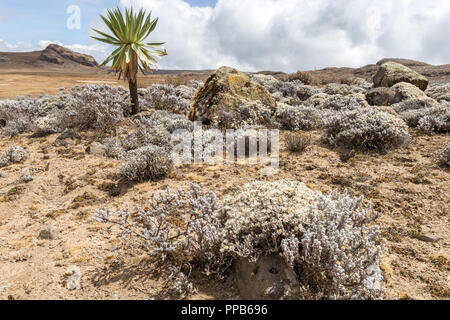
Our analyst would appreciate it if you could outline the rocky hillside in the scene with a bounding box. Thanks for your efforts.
[0,44,100,71]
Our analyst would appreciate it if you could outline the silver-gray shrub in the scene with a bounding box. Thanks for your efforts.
[297,85,321,102]
[320,95,367,111]
[215,100,275,129]
[397,101,450,133]
[94,180,385,299]
[216,181,319,263]
[217,180,385,300]
[142,84,195,115]
[94,183,224,294]
[425,83,450,102]
[392,98,438,114]
[433,140,450,167]
[57,85,129,131]
[274,104,323,131]
[0,95,56,136]
[118,145,173,182]
[0,85,129,136]
[103,138,126,159]
[300,190,385,300]
[0,146,29,168]
[142,110,194,133]
[323,108,411,151]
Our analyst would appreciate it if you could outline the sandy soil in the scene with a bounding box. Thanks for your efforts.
[0,127,448,300]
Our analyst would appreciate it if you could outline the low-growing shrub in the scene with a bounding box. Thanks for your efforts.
[0,95,56,136]
[215,100,275,129]
[320,95,368,111]
[299,189,384,299]
[57,85,129,132]
[143,84,196,115]
[95,183,225,294]
[119,145,173,182]
[324,83,351,96]
[0,146,29,168]
[286,133,311,153]
[95,180,385,299]
[425,83,450,102]
[274,104,323,131]
[397,101,450,133]
[0,85,129,136]
[323,108,411,151]
[281,70,314,85]
[217,180,385,299]
[103,138,126,159]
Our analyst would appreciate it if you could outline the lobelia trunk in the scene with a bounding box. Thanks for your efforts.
[129,79,140,115]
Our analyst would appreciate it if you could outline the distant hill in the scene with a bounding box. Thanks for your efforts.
[0,44,100,72]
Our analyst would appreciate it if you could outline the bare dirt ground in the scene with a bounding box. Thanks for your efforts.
[0,127,448,300]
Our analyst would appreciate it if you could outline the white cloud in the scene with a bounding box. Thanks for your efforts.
[0,39,36,52]
[117,0,450,72]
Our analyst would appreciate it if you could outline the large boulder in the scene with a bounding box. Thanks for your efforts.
[188,66,276,124]
[391,82,428,103]
[373,61,429,91]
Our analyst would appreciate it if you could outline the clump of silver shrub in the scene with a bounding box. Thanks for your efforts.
[0,85,130,136]
[95,180,385,299]
[0,146,29,168]
[118,145,173,182]
[95,183,225,294]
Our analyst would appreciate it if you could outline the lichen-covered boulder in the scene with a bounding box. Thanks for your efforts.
[188,66,276,124]
[373,62,429,91]
[391,82,429,103]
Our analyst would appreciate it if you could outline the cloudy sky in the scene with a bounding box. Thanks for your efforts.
[1,0,450,72]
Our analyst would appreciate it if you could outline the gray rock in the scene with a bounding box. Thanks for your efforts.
[38,226,58,240]
[233,255,300,300]
[65,265,81,290]
[416,234,440,243]
[56,130,82,141]
[366,87,396,106]
[85,142,106,156]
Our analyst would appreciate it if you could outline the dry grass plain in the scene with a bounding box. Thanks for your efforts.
[0,69,209,99]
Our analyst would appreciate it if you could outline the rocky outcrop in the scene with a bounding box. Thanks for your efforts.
[373,61,429,91]
[39,44,98,68]
[188,66,276,124]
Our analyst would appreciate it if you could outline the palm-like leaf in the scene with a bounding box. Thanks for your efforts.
[91,7,167,82]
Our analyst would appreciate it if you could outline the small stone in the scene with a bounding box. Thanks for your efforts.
[85,142,106,156]
[65,265,81,290]
[38,226,58,240]
[416,234,439,243]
